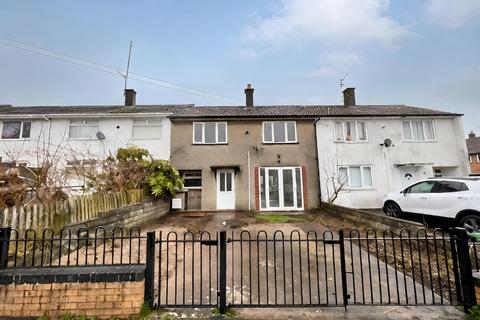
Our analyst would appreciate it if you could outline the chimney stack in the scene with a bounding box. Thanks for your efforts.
[469,131,476,139]
[245,84,254,108]
[124,89,136,107]
[343,88,356,106]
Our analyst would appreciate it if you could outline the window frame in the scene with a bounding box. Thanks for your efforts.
[68,120,100,140]
[192,122,228,145]
[337,165,374,190]
[333,120,368,143]
[131,119,163,140]
[181,170,202,189]
[402,120,436,142]
[262,121,298,144]
[1,121,32,140]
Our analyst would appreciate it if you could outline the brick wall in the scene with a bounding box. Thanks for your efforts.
[0,281,144,319]
[471,154,480,175]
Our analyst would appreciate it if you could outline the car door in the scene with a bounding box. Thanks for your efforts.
[400,180,437,215]
[428,181,472,219]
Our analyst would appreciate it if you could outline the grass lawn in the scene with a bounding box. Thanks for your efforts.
[255,214,306,223]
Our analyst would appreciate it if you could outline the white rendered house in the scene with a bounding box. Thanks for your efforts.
[315,89,470,209]
[0,90,176,190]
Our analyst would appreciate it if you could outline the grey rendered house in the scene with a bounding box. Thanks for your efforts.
[169,87,320,211]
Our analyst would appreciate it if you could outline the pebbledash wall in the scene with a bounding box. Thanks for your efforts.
[0,266,145,319]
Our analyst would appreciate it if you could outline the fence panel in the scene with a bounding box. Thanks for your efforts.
[0,190,145,231]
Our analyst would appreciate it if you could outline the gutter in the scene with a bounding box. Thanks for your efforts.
[0,112,173,119]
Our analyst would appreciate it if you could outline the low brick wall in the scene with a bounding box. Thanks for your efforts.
[0,265,145,319]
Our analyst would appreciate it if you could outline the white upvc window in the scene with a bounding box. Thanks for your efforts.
[1,121,31,139]
[334,120,367,142]
[68,120,99,139]
[193,122,227,144]
[402,120,436,141]
[263,121,297,143]
[338,165,374,189]
[132,119,162,139]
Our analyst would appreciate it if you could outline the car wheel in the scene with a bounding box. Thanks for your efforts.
[459,214,480,232]
[384,202,402,218]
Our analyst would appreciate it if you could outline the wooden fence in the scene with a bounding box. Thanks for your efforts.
[0,189,145,231]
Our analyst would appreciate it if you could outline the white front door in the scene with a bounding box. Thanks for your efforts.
[216,169,235,209]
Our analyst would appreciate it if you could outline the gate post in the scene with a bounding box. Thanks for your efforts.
[455,227,476,311]
[218,230,227,314]
[144,231,156,308]
[338,230,349,310]
[0,227,11,269]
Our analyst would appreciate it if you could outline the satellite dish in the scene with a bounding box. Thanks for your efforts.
[383,138,392,147]
[96,131,106,140]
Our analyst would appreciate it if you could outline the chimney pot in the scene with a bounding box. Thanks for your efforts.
[245,84,254,108]
[343,88,356,106]
[124,89,136,107]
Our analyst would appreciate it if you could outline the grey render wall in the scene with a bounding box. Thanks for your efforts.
[170,119,320,211]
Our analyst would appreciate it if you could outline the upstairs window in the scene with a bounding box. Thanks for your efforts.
[193,122,227,144]
[402,120,435,141]
[263,121,297,143]
[1,121,31,139]
[68,120,99,139]
[132,119,162,139]
[338,165,373,189]
[334,121,367,142]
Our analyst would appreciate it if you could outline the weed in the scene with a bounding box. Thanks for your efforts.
[468,305,480,320]
[211,308,237,318]
[139,303,152,319]
[255,214,305,223]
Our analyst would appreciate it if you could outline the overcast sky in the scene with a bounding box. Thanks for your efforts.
[1,0,479,133]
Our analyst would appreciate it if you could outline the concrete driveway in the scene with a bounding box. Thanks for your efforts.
[143,211,464,319]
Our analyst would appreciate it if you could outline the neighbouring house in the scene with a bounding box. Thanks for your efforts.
[466,131,480,176]
[315,88,470,209]
[0,90,174,190]
[170,85,320,211]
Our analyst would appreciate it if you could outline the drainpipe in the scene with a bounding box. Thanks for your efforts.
[313,118,322,205]
[247,150,251,211]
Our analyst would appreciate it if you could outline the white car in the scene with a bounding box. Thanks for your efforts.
[383,177,480,231]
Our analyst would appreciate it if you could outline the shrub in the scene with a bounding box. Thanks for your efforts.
[148,160,184,199]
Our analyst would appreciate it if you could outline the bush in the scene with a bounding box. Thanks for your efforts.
[87,146,183,199]
[148,160,184,199]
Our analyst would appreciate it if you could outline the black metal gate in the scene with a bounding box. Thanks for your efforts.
[144,228,476,313]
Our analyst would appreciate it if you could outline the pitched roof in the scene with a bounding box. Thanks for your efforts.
[0,104,461,118]
[168,105,460,118]
[467,134,480,154]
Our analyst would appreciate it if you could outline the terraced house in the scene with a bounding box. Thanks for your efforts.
[0,86,471,211]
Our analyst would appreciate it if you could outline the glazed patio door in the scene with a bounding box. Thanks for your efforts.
[260,167,303,211]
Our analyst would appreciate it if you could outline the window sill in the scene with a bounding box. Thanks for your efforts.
[67,138,99,141]
[0,138,31,141]
[262,142,299,145]
[402,140,437,143]
[342,187,375,191]
[334,140,368,144]
[192,143,228,145]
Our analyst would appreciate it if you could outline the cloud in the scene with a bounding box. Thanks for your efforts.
[242,0,410,47]
[309,51,360,77]
[426,0,480,29]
